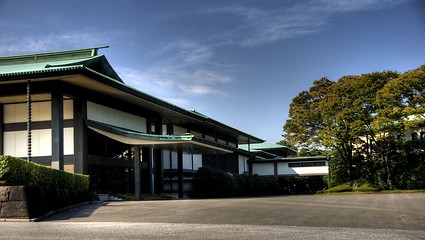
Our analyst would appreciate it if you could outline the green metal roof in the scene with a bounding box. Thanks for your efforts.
[0,46,123,83]
[239,142,295,152]
[87,120,234,153]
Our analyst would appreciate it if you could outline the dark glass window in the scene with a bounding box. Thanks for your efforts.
[412,132,418,140]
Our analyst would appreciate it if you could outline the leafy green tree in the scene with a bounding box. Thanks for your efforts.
[283,77,334,149]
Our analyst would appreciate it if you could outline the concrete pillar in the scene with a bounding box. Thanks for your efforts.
[178,150,184,198]
[273,161,279,179]
[73,99,88,174]
[51,89,64,171]
[134,146,142,200]
[155,149,164,194]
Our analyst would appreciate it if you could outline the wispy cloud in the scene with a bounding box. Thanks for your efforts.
[117,38,235,106]
[201,0,409,46]
[0,30,125,56]
[117,63,233,106]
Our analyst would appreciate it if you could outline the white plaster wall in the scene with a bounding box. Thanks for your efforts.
[278,162,296,175]
[290,166,329,176]
[278,162,328,176]
[4,100,73,124]
[252,163,274,176]
[63,99,73,119]
[190,130,203,138]
[64,127,74,155]
[3,127,75,157]
[4,102,52,123]
[173,125,188,135]
[87,101,146,132]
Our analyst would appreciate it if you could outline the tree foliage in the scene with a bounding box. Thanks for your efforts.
[283,65,425,189]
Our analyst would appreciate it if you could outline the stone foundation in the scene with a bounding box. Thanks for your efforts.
[0,186,94,220]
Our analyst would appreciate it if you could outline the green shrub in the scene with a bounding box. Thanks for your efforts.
[0,155,89,192]
[192,167,282,198]
[192,167,234,198]
[324,183,352,193]
[356,183,379,192]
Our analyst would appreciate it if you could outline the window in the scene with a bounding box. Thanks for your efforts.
[288,161,326,168]
[314,162,326,166]
[421,132,425,139]
[288,163,301,167]
[412,132,418,140]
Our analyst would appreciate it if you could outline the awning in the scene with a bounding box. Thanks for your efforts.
[87,121,233,154]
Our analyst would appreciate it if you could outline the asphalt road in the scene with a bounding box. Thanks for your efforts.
[1,193,425,239]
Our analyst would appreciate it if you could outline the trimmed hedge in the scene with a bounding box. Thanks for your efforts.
[319,182,380,194]
[322,183,352,193]
[0,155,89,192]
[192,167,282,198]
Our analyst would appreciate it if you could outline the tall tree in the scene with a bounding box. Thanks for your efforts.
[283,77,334,148]
[284,71,399,183]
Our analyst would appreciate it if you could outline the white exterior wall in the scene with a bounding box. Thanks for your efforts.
[3,100,73,123]
[173,125,188,135]
[251,161,329,177]
[252,163,274,176]
[3,127,74,157]
[3,100,74,158]
[278,162,328,176]
[87,101,147,132]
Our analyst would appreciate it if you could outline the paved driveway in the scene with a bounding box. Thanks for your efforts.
[1,193,425,239]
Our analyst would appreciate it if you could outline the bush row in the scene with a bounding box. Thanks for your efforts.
[318,182,379,194]
[0,155,89,192]
[192,167,282,198]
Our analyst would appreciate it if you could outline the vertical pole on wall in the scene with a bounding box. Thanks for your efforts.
[26,80,32,161]
[134,145,142,200]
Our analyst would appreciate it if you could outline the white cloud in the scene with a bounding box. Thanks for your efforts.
[0,30,124,56]
[117,64,232,104]
[117,38,235,104]
[201,0,409,46]
[152,39,214,67]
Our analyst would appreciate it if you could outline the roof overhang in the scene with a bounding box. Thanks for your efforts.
[87,121,234,154]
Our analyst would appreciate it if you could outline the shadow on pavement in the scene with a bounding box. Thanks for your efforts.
[42,202,106,221]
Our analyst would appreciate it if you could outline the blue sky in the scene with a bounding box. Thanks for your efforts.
[1,0,424,143]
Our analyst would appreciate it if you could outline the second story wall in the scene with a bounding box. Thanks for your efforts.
[87,101,147,133]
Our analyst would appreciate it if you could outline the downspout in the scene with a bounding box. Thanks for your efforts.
[26,80,32,161]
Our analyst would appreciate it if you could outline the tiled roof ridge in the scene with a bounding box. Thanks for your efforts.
[0,46,108,66]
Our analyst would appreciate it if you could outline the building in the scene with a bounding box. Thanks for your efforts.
[0,47,328,198]
[238,142,328,178]
[0,47,267,199]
